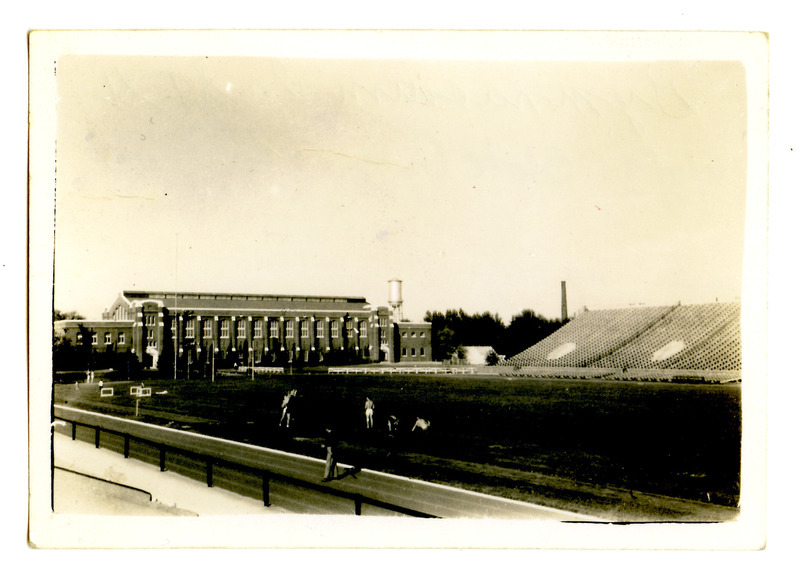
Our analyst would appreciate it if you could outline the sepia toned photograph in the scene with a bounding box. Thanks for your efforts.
[28,30,768,550]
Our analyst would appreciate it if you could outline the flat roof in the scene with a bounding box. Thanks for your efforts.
[119,290,373,313]
[54,320,134,328]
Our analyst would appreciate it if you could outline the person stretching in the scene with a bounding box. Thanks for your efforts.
[364,396,375,429]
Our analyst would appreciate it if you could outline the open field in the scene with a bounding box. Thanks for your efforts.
[53,373,741,521]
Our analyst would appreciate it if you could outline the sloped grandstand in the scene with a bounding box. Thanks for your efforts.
[502,302,741,383]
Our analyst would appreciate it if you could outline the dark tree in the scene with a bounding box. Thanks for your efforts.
[424,311,455,361]
[505,309,565,358]
[54,309,85,322]
[425,307,565,361]
[425,309,506,361]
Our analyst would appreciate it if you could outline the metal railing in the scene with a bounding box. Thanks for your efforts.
[53,405,436,518]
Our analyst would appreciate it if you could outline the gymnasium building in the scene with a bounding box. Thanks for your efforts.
[54,279,432,370]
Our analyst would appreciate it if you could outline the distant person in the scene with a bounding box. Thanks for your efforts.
[279,389,297,428]
[411,417,431,432]
[98,380,104,390]
[387,414,399,435]
[385,414,400,457]
[321,427,338,482]
[364,396,375,429]
[279,390,291,427]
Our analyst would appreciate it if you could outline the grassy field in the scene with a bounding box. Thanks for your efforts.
[53,373,741,520]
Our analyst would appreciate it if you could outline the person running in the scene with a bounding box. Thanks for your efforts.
[364,396,375,429]
[279,389,296,428]
[321,427,338,482]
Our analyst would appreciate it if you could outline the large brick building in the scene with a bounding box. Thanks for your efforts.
[54,283,432,371]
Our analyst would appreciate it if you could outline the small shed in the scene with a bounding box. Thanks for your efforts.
[456,346,498,366]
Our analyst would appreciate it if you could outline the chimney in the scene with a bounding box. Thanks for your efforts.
[561,281,568,321]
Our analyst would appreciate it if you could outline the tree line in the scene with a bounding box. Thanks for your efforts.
[424,309,566,363]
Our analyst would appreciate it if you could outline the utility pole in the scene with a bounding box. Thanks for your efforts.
[174,233,178,380]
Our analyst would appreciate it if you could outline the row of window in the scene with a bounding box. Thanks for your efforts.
[401,347,426,357]
[88,328,401,352]
[112,307,134,321]
[126,309,395,328]
[145,314,406,338]
[401,330,426,338]
[87,332,127,346]
[86,329,183,350]
[168,318,377,340]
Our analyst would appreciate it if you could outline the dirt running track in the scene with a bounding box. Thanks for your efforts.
[52,405,603,520]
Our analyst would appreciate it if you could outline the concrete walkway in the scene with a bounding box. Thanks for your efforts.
[53,433,289,516]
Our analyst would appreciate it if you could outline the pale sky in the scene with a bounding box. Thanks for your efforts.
[53,54,747,323]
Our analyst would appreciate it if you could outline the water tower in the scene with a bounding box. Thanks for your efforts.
[388,279,403,323]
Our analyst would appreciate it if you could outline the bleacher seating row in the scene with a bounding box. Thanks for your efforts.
[499,367,621,380]
[503,303,741,383]
[329,366,477,375]
[500,366,741,384]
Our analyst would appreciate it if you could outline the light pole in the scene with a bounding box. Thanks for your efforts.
[174,232,179,380]
[174,314,181,381]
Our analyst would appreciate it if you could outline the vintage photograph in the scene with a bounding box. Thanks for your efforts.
[28,30,768,549]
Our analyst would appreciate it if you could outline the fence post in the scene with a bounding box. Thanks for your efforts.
[354,495,362,516]
[262,472,270,506]
[159,446,166,471]
[123,435,130,458]
[71,422,76,440]
[206,459,213,487]
[95,427,101,448]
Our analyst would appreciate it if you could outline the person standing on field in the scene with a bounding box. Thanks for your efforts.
[385,414,400,458]
[364,396,375,429]
[387,414,399,435]
[279,389,296,428]
[322,427,338,482]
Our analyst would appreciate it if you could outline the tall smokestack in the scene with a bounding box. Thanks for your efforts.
[561,281,568,321]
